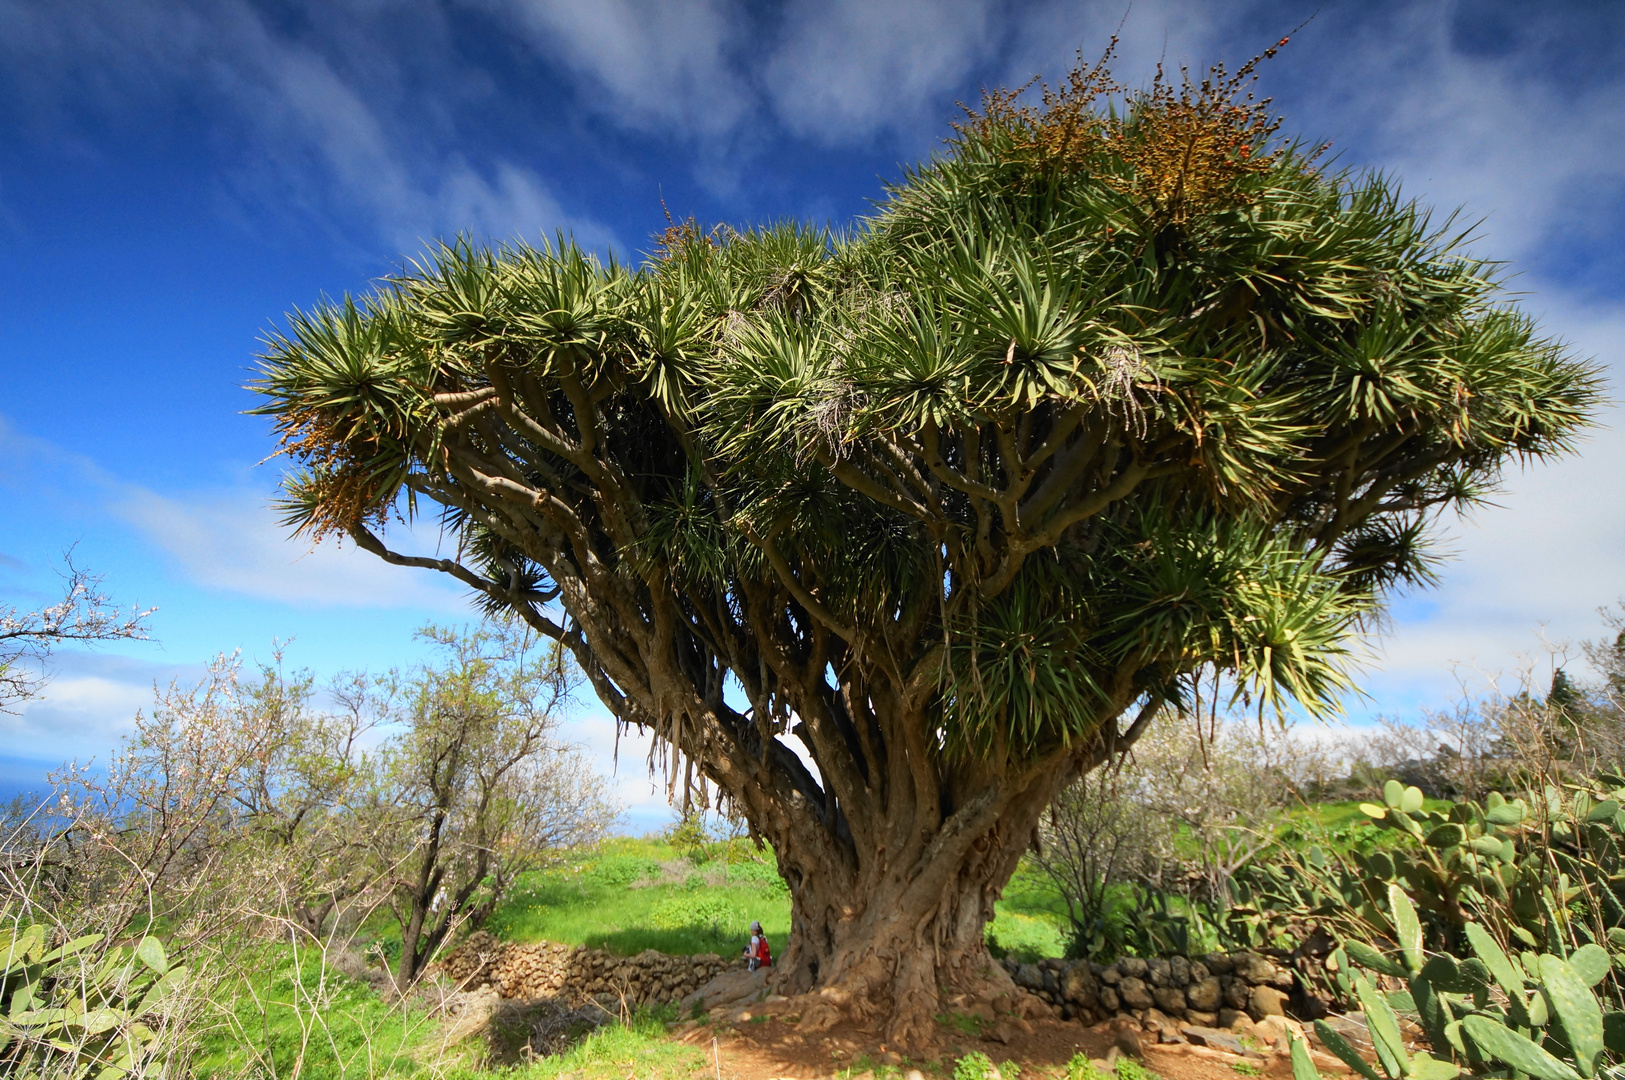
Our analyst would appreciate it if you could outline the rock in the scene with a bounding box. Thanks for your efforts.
[1099,965,1122,985]
[1259,1016,1304,1047]
[1062,963,1099,1008]
[678,967,769,1015]
[1018,993,1054,1021]
[1186,1010,1218,1026]
[1181,1025,1248,1054]
[1186,976,1223,1012]
[1223,1010,1255,1034]
[1119,957,1148,979]
[1189,962,1209,984]
[1238,955,1279,986]
[1170,955,1192,987]
[1015,963,1043,991]
[1147,958,1171,987]
[906,1072,927,1080]
[1152,987,1187,1015]
[1223,978,1251,1011]
[1118,976,1154,1010]
[1041,967,1061,996]
[1114,1026,1144,1058]
[1098,986,1121,1012]
[1204,953,1235,974]
[1145,1008,1184,1043]
[1250,986,1289,1020]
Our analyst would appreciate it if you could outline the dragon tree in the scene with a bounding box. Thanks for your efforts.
[252,52,1600,1045]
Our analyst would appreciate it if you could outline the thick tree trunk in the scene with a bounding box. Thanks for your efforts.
[755,759,1068,1050]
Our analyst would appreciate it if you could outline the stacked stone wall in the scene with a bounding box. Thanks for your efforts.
[1000,949,1310,1031]
[443,932,1319,1034]
[439,932,732,1008]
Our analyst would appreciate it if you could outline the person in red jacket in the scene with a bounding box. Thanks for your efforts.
[743,920,771,971]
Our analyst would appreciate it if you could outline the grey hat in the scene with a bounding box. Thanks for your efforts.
[750,920,763,934]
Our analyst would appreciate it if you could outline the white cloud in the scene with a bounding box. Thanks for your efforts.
[1001,0,1220,98]
[0,0,612,251]
[1,651,203,764]
[491,0,753,138]
[111,486,480,612]
[764,0,996,144]
[1352,295,1625,711]
[0,415,475,614]
[1281,6,1625,267]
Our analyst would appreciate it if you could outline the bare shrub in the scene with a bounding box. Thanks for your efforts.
[1036,710,1342,956]
[0,553,152,712]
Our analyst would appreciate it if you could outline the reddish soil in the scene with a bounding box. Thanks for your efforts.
[673,1011,1355,1080]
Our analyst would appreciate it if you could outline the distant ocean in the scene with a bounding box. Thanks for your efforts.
[0,756,63,806]
[0,753,672,837]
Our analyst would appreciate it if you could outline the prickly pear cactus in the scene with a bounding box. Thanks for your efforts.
[1316,774,1625,1005]
[1292,888,1625,1080]
[0,920,187,1078]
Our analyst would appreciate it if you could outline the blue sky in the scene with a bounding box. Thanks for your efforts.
[2,0,1622,831]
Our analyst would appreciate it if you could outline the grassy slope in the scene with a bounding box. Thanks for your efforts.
[191,946,460,1079]
[487,836,1078,965]
[488,837,795,958]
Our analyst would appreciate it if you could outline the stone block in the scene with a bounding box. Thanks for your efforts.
[1152,986,1187,1015]
[1186,976,1223,1012]
[1062,962,1099,1008]
[1249,985,1288,1020]
[1223,978,1251,1010]
[1118,976,1154,1010]
[1181,1025,1247,1055]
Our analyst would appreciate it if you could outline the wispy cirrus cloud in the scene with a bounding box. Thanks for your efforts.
[0,416,475,614]
[1281,3,1625,270]
[0,0,614,252]
[763,0,997,145]
[488,0,754,139]
[111,487,478,613]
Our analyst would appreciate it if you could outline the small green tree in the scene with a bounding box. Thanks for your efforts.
[362,623,614,992]
[252,50,1601,1043]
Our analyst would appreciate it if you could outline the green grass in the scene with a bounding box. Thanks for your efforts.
[984,858,1072,962]
[443,1010,705,1080]
[487,836,793,958]
[192,945,453,1079]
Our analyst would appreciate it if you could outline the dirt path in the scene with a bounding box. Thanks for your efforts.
[673,1012,1353,1080]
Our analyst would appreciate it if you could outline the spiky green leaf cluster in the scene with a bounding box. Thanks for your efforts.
[251,75,1601,769]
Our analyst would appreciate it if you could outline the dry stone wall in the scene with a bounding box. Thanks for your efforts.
[439,932,732,1008]
[442,932,1312,1037]
[1000,950,1307,1030]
